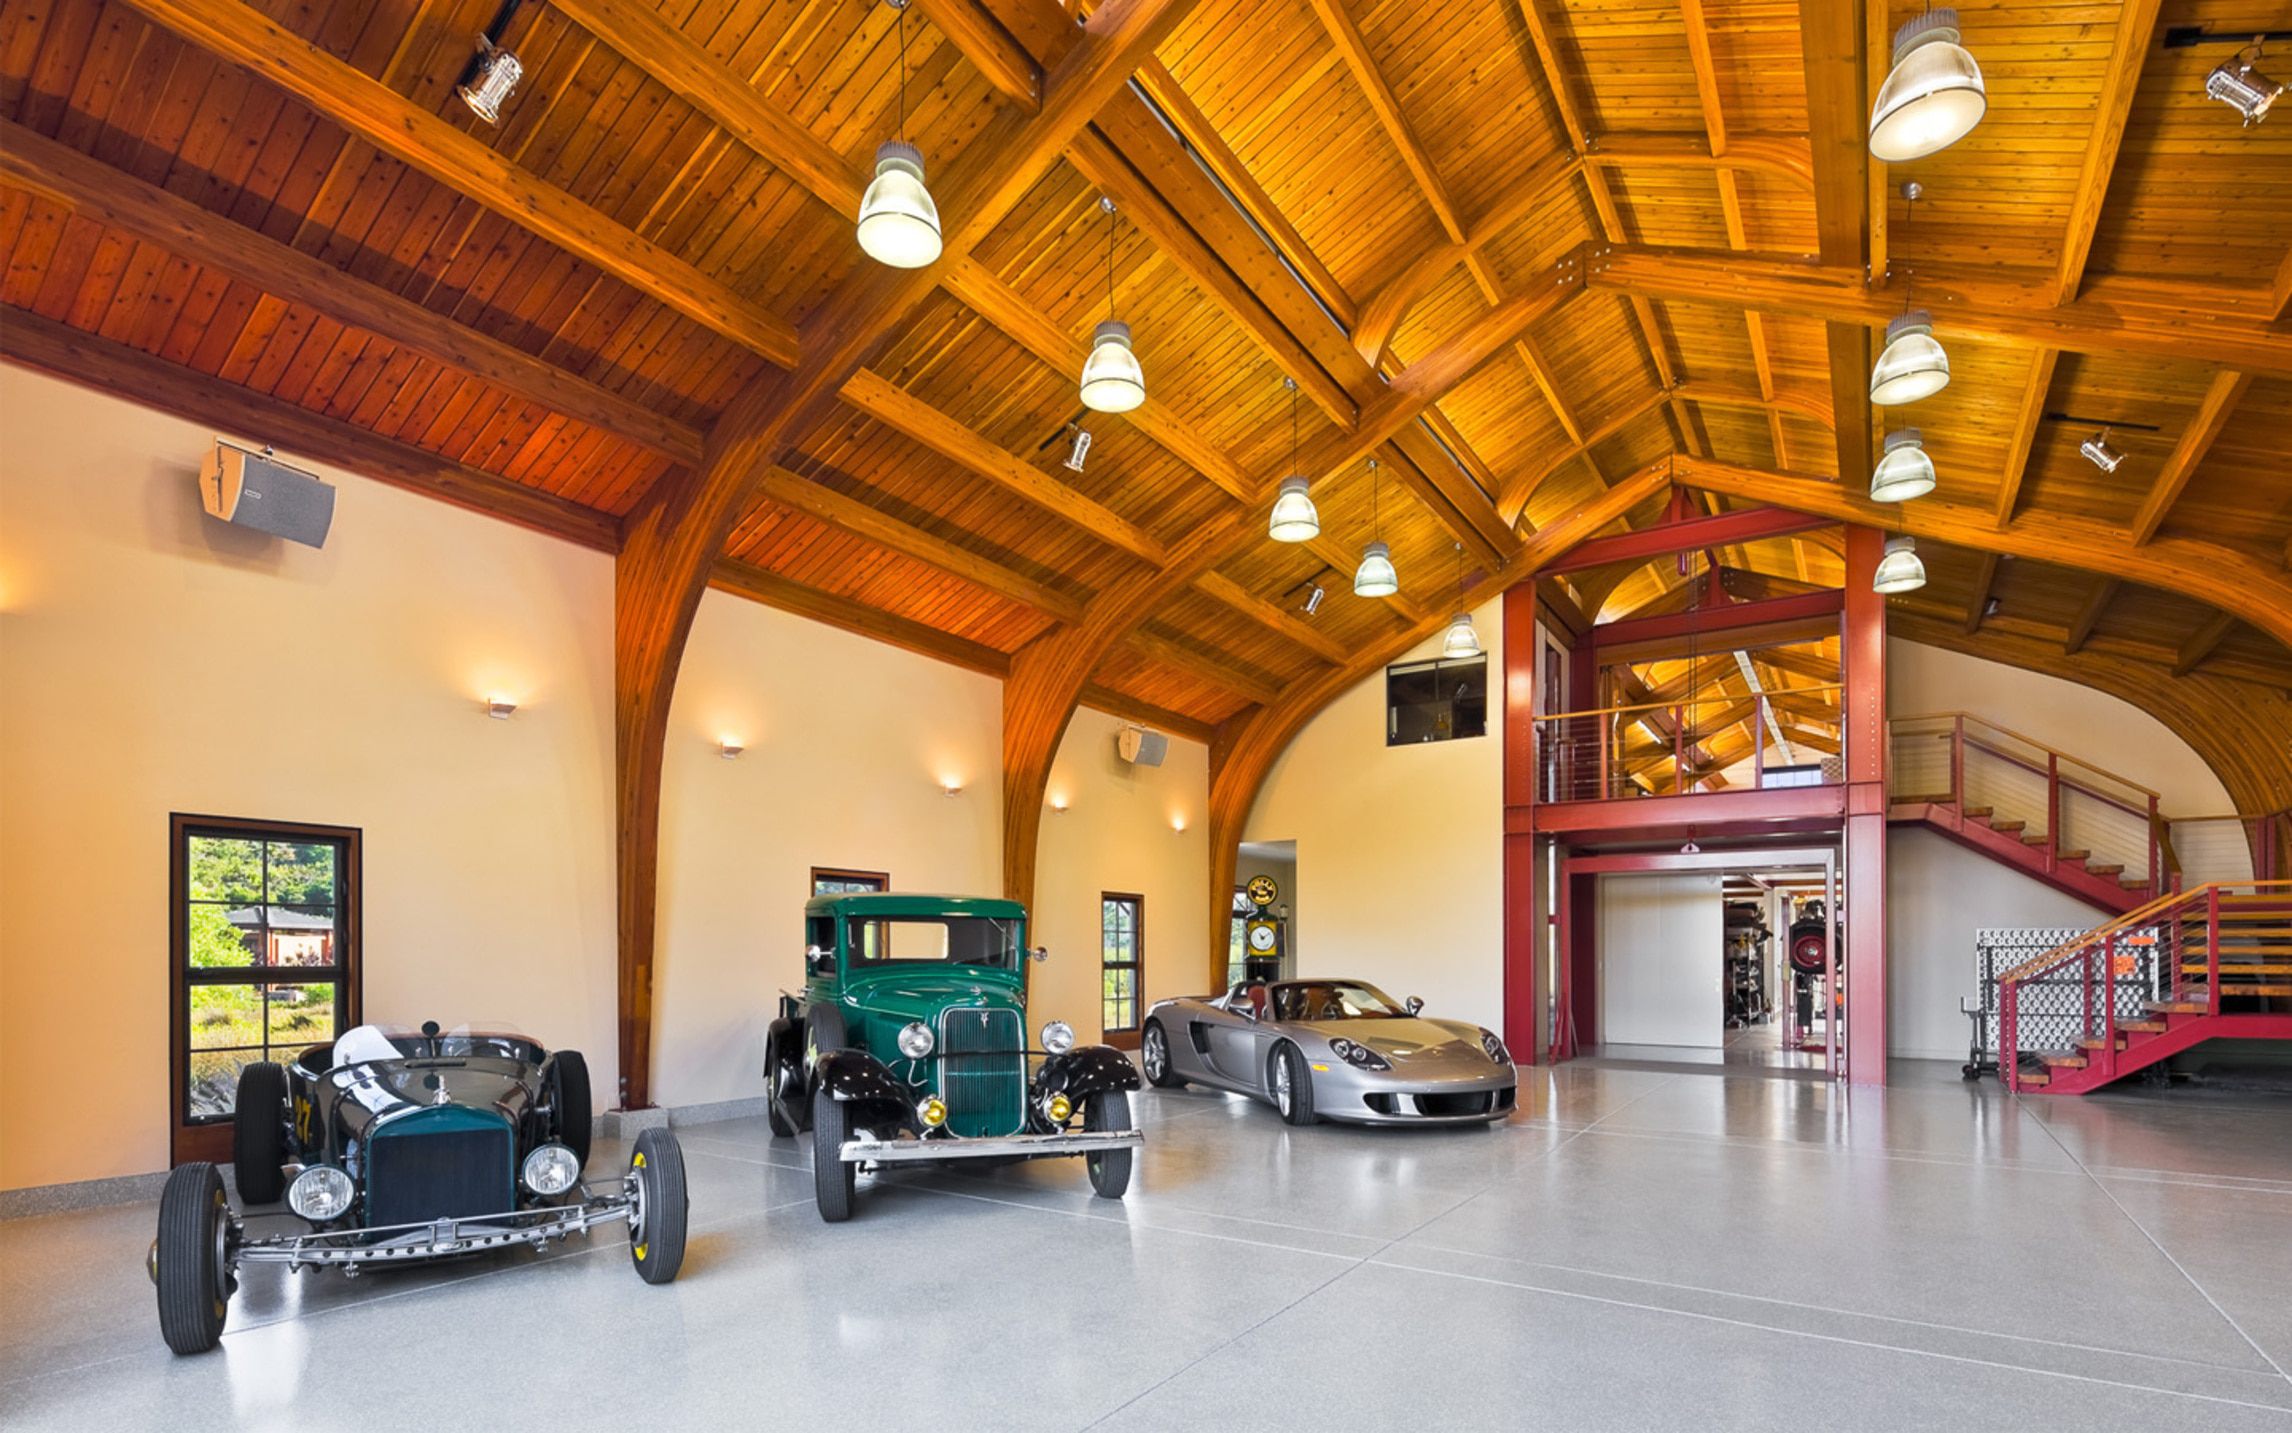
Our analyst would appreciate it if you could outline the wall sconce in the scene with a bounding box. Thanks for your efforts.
[719,738,745,760]
[941,780,964,798]
[1050,795,1070,814]
[1171,815,1188,833]
[484,697,517,720]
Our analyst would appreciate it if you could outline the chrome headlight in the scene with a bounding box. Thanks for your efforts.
[897,1021,935,1059]
[521,1142,582,1196]
[287,1164,354,1222]
[1040,1021,1076,1055]
[1329,1038,1391,1071]
[1481,1031,1512,1065]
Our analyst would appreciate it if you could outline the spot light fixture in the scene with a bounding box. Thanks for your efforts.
[1353,458,1399,598]
[2206,38,2282,125]
[1869,429,1936,503]
[1078,197,1145,412]
[2080,428,2126,473]
[1302,582,1326,616]
[457,33,523,124]
[1872,535,1927,595]
[855,0,942,269]
[1267,378,1319,542]
[1062,425,1092,473]
[1868,9,1987,161]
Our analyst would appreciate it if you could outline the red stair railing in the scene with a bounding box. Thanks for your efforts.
[1998,879,2292,1092]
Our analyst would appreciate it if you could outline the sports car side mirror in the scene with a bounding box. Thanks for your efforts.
[1405,996,1424,1016]
[1029,946,1050,963]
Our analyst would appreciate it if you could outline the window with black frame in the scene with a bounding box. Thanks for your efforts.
[812,866,889,896]
[1101,894,1143,1042]
[170,814,359,1164]
[1387,655,1487,745]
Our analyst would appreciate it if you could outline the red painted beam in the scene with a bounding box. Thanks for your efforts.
[1546,505,1830,575]
[1590,588,1843,650]
[1517,783,1847,834]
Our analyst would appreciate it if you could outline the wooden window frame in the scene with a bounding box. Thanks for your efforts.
[810,866,890,895]
[1100,892,1145,1049]
[169,812,362,1167]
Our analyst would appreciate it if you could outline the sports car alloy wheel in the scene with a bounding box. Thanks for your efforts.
[1272,1052,1291,1113]
[1143,1026,1166,1082]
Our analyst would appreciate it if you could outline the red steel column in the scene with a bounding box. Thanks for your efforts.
[1502,584,1543,1061]
[1843,526,1891,1085]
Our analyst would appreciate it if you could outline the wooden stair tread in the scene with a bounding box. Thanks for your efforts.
[2055,849,2090,862]
[2178,964,2292,974]
[1987,819,2028,834]
[1961,806,1993,820]
[2037,1051,2089,1069]
[2084,863,2124,877]
[2148,1000,2207,1014]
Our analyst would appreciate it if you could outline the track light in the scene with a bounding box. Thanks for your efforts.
[1267,379,1317,541]
[1869,429,1936,502]
[1868,9,1987,161]
[1078,198,1145,412]
[1872,536,1927,595]
[457,34,523,124]
[2206,39,2282,125]
[1302,583,1326,616]
[1062,426,1092,473]
[856,3,941,268]
[2080,429,2126,473]
[1870,311,1949,405]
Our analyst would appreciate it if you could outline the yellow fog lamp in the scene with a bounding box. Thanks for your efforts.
[916,1095,948,1129]
[1044,1092,1073,1125]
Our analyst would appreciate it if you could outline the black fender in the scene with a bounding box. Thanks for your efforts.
[762,1014,801,1083]
[812,1048,917,1133]
[1032,1045,1143,1104]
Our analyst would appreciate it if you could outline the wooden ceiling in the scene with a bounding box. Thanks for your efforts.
[3,0,2288,751]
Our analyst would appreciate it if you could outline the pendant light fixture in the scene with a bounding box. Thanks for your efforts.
[1078,197,1145,412]
[1353,458,1399,597]
[1869,429,1937,502]
[1267,378,1319,542]
[1872,535,1928,594]
[1871,183,1949,405]
[1868,9,1987,161]
[855,0,942,269]
[1441,542,1482,658]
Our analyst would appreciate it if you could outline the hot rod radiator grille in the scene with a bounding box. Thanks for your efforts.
[937,1007,1025,1137]
[367,1124,515,1229]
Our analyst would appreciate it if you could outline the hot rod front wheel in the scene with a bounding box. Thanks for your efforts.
[627,1128,688,1285]
[1084,1090,1134,1199]
[153,1162,235,1355]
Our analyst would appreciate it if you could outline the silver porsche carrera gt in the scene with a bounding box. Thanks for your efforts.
[1140,979,1517,1125]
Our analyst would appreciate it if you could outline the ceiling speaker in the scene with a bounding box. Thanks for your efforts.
[200,440,335,549]
[1117,726,1168,767]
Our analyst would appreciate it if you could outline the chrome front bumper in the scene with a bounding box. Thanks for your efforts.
[839,1129,1142,1164]
[232,1188,632,1269]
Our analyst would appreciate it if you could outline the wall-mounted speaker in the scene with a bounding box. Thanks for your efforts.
[1117,725,1169,767]
[199,440,335,549]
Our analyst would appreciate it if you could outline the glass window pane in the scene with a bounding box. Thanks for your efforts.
[188,836,263,902]
[188,903,262,969]
[188,1049,265,1123]
[265,905,340,968]
[189,983,267,1050]
[265,982,339,1052]
[265,841,337,903]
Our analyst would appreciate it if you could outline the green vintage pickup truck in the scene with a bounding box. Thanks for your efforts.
[762,892,1143,1222]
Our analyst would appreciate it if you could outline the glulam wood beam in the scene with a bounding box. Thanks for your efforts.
[116,0,801,367]
[1963,553,2000,635]
[1389,427,1519,566]
[1677,456,2292,648]
[1193,572,1352,663]
[1994,349,2058,525]
[0,119,704,469]
[1306,0,1464,243]
[0,306,619,552]
[2055,0,2162,303]
[913,0,1043,110]
[2065,579,2119,656]
[2173,612,2238,678]
[2128,369,2251,545]
[1123,628,1284,705]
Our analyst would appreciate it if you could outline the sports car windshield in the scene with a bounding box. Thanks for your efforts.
[850,917,1022,969]
[1271,981,1408,1022]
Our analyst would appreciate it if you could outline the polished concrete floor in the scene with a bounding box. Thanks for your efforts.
[4,1058,2290,1431]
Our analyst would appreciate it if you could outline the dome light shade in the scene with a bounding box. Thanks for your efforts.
[1268,476,1319,542]
[1870,311,1949,405]
[1353,540,1398,598]
[1078,319,1145,412]
[1441,611,1482,659]
[856,140,942,269]
[1873,535,1927,595]
[1868,10,1987,161]
[1869,429,1937,503]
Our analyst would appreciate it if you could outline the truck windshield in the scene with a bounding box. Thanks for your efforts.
[850,917,1021,969]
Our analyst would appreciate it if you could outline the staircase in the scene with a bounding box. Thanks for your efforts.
[1888,714,2165,914]
[2000,881,2292,1094]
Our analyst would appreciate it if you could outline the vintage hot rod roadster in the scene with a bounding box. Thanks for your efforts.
[150,1022,689,1355]
[763,892,1143,1221]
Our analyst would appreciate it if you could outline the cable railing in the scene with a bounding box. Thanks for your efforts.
[1997,880,2292,1092]
[1530,685,1842,803]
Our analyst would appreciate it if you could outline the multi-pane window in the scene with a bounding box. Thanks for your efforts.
[1101,894,1143,1037]
[171,815,358,1163]
[812,867,889,896]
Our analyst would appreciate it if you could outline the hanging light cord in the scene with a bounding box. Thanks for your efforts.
[896,4,908,144]
[1106,203,1116,320]
[1370,460,1381,540]
[1899,186,1918,312]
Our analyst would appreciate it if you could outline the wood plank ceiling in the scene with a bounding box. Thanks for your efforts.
[3,0,2288,750]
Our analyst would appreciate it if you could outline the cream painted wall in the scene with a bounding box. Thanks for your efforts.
[648,590,1005,1110]
[1032,707,1210,1041]
[0,367,616,1190]
[1244,599,1505,1032]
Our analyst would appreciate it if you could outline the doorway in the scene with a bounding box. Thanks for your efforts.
[1233,839,1295,987]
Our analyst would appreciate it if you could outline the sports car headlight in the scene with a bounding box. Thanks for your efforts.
[521,1142,582,1196]
[897,1021,935,1059]
[287,1165,354,1222]
[1328,1038,1391,1071]
[1041,1021,1076,1055]
[1481,1031,1512,1065]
